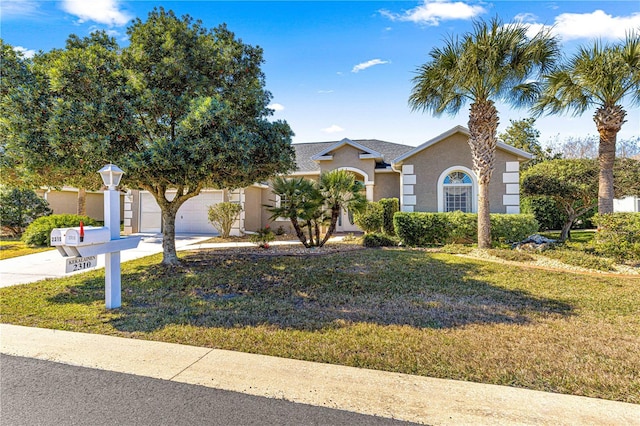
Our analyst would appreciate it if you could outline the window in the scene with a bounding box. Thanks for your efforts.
[443,171,473,213]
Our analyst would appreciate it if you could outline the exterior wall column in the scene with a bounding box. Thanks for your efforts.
[503,161,521,214]
[123,190,134,235]
[365,182,374,201]
[229,188,245,236]
[401,164,416,212]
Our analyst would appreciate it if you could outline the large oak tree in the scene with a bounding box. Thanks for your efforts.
[120,9,295,264]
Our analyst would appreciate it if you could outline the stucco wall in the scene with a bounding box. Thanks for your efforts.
[243,186,263,233]
[373,172,400,200]
[318,144,376,182]
[400,132,523,213]
[44,190,123,221]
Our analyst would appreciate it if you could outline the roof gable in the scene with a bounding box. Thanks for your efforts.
[293,139,414,173]
[392,125,534,164]
[310,138,384,161]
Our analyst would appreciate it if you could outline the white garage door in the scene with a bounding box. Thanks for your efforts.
[139,192,161,233]
[139,190,223,234]
[175,191,223,234]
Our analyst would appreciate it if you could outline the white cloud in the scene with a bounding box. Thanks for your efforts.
[352,59,390,73]
[322,125,345,134]
[62,0,132,26]
[1,1,40,18]
[514,13,537,24]
[14,46,36,59]
[318,90,334,94]
[268,103,285,112]
[554,10,640,40]
[523,10,640,41]
[381,0,485,26]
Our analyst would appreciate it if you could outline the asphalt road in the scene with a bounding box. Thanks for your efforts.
[1,354,417,426]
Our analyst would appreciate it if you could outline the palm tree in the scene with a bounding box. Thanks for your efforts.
[318,169,366,246]
[534,32,640,214]
[268,176,322,248]
[409,18,559,248]
[268,170,366,248]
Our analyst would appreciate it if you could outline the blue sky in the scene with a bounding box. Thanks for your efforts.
[2,1,639,147]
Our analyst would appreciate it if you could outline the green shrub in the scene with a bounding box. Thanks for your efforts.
[208,202,242,238]
[379,198,399,235]
[22,214,98,246]
[0,188,52,236]
[362,232,399,247]
[393,213,451,247]
[521,196,565,231]
[592,213,640,261]
[447,211,477,244]
[393,212,538,247]
[491,214,539,243]
[353,201,383,233]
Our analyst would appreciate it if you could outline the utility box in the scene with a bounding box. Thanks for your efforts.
[64,227,111,246]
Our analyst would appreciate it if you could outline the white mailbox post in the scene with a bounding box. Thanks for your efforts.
[100,164,125,309]
[51,164,141,309]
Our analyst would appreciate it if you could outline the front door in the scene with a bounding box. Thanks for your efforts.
[336,207,360,233]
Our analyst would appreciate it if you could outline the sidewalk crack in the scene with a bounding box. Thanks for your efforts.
[169,348,214,381]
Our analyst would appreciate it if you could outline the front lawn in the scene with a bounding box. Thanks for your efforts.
[1,246,638,403]
[0,237,54,260]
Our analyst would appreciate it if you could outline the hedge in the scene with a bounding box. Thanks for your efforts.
[379,198,399,236]
[353,201,384,233]
[592,213,640,261]
[22,214,99,247]
[393,212,538,247]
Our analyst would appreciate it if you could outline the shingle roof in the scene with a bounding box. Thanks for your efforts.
[293,139,414,173]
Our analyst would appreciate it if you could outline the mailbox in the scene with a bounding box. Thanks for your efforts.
[50,228,72,246]
[64,227,111,246]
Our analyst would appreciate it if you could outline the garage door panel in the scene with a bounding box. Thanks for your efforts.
[139,190,223,234]
[140,192,161,233]
[175,191,223,234]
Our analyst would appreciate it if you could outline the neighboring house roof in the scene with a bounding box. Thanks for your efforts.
[392,125,534,164]
[293,139,414,173]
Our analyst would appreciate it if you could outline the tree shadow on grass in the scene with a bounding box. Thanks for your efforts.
[48,249,574,333]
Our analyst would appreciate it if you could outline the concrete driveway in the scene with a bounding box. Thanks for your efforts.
[0,233,213,288]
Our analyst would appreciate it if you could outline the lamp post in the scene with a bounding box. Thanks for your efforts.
[99,164,124,309]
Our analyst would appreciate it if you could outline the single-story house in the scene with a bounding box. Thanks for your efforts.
[122,125,533,235]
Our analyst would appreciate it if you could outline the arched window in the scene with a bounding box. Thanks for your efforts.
[443,171,473,213]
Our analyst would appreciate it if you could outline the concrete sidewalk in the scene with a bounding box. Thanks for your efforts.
[1,324,638,425]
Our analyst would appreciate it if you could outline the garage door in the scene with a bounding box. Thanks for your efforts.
[139,192,161,233]
[175,191,223,234]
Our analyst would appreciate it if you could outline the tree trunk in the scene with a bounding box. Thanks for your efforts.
[477,181,491,247]
[319,207,340,247]
[77,188,87,216]
[468,100,499,249]
[161,207,180,266]
[594,105,626,214]
[290,216,310,248]
[559,217,575,242]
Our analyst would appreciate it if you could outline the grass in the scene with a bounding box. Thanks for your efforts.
[540,229,596,244]
[0,237,54,260]
[1,246,639,404]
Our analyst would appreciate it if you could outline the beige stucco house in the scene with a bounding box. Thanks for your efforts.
[119,126,532,235]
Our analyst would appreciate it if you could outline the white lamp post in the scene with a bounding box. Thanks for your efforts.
[99,164,124,308]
